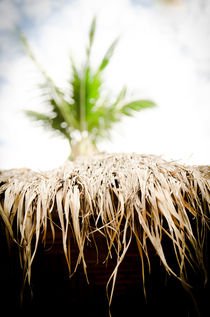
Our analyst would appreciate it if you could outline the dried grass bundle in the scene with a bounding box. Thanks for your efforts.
[0,153,209,307]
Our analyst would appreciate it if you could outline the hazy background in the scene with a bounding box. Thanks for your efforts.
[0,0,209,170]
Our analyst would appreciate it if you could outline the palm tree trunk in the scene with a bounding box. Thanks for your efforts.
[70,136,98,160]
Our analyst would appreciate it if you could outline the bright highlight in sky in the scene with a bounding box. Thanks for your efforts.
[0,0,209,170]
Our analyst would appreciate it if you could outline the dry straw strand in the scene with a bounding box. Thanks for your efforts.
[0,153,209,307]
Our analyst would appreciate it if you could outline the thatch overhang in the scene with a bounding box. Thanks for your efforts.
[0,153,209,314]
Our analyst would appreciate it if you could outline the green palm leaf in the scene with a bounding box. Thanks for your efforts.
[25,110,72,141]
[87,15,96,56]
[120,100,156,116]
[98,38,119,72]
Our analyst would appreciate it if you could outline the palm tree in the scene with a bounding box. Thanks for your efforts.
[21,17,156,160]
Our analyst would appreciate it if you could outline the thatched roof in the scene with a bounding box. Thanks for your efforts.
[0,152,209,306]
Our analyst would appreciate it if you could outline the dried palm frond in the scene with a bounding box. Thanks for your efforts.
[0,153,209,308]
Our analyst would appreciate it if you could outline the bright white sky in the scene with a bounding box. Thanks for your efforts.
[0,0,209,170]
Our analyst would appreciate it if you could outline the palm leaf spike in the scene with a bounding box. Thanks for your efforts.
[98,37,119,72]
[87,15,96,58]
[82,16,97,133]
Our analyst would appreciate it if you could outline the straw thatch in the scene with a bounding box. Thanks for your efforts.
[0,152,209,307]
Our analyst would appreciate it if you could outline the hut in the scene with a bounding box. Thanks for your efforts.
[0,152,209,316]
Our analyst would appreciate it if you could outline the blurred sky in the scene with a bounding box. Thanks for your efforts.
[0,0,209,170]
